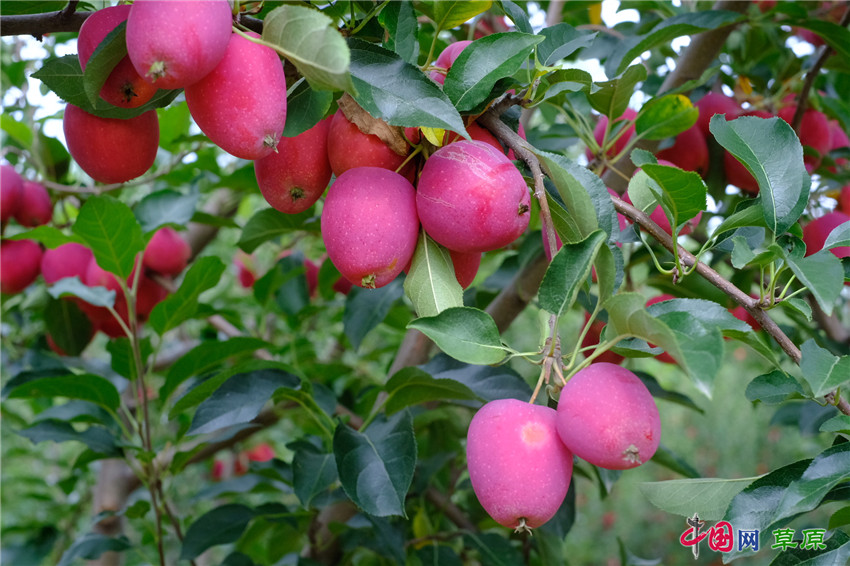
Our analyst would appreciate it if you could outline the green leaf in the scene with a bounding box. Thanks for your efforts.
[3,371,120,412]
[782,249,844,316]
[82,22,127,108]
[47,277,115,308]
[180,504,256,561]
[710,203,767,240]
[828,507,850,530]
[107,337,152,381]
[650,445,700,479]
[134,189,199,233]
[463,532,524,566]
[187,368,299,436]
[823,220,850,250]
[348,39,467,134]
[378,0,419,65]
[420,354,532,402]
[292,442,339,508]
[799,339,850,398]
[272,379,337,439]
[1,109,34,147]
[261,5,353,92]
[710,115,809,235]
[149,257,225,335]
[538,230,606,316]
[605,11,745,76]
[18,419,121,455]
[57,534,131,566]
[745,370,806,404]
[403,232,463,318]
[602,293,683,366]
[537,23,596,66]
[44,296,94,356]
[635,94,698,140]
[636,371,704,413]
[639,477,757,522]
[32,55,179,119]
[343,279,404,351]
[408,307,509,365]
[237,208,315,254]
[630,163,706,231]
[333,411,416,517]
[72,195,144,280]
[536,150,615,240]
[724,443,850,561]
[588,64,647,119]
[282,78,333,137]
[426,0,492,31]
[499,0,533,35]
[383,367,480,414]
[820,415,850,435]
[7,225,83,248]
[443,32,543,112]
[162,337,271,401]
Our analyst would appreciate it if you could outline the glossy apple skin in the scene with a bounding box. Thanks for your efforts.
[429,40,472,85]
[585,108,638,164]
[326,109,419,179]
[450,249,481,289]
[656,124,709,177]
[695,92,739,136]
[185,32,287,160]
[1,164,23,223]
[126,0,233,90]
[0,239,43,294]
[143,227,191,276]
[803,212,850,259]
[255,117,332,214]
[15,181,52,227]
[41,243,93,285]
[321,167,419,289]
[63,104,159,183]
[466,399,573,529]
[417,140,530,253]
[78,5,157,108]
[557,363,660,470]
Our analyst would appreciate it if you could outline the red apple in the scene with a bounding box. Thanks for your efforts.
[695,91,739,137]
[143,227,190,276]
[14,181,52,227]
[326,109,420,178]
[126,0,233,90]
[0,239,42,294]
[581,312,625,365]
[777,105,831,172]
[557,363,660,469]
[40,242,93,284]
[429,40,472,85]
[63,104,159,184]
[1,164,23,223]
[656,124,709,177]
[321,167,419,289]
[585,108,638,165]
[417,140,530,253]
[255,116,332,214]
[802,211,850,258]
[467,399,573,530]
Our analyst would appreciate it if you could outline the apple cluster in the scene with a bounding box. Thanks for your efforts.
[64,0,287,184]
[466,363,660,531]
[5,227,190,352]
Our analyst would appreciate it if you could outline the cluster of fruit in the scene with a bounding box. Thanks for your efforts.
[64,0,286,185]
[466,363,660,531]
[1,223,190,349]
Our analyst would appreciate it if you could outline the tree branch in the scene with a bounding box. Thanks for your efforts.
[1,6,90,39]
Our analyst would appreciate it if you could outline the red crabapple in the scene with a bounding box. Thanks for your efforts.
[143,227,191,276]
[255,117,332,214]
[695,92,739,137]
[77,5,157,108]
[1,164,23,223]
[656,124,709,177]
[802,211,850,259]
[63,104,159,184]
[417,140,530,253]
[126,0,233,90]
[326,109,420,179]
[466,399,573,530]
[321,167,419,289]
[0,239,42,294]
[185,32,287,160]
[40,243,93,285]
[14,181,52,227]
[557,363,660,470]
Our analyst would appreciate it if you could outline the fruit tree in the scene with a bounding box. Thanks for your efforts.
[1,1,850,564]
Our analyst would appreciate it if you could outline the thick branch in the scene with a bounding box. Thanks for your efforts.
[1,7,90,39]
